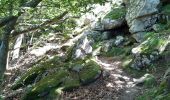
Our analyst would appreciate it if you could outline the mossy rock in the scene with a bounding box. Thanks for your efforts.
[62,73,80,91]
[11,56,66,90]
[23,70,68,100]
[104,7,126,19]
[79,60,101,85]
[13,54,102,99]
[133,32,169,55]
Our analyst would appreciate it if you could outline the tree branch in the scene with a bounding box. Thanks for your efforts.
[12,11,68,37]
[22,0,43,8]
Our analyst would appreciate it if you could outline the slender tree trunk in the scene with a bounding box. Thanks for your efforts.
[0,18,17,82]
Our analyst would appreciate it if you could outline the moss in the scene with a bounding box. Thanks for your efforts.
[12,56,65,90]
[143,74,157,88]
[104,7,126,19]
[11,66,45,90]
[62,74,80,91]
[23,70,68,100]
[79,60,101,85]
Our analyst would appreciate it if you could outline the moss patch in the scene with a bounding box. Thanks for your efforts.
[104,7,126,19]
[79,60,101,85]
[23,70,68,100]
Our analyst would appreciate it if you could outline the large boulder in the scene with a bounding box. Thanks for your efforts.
[126,0,160,42]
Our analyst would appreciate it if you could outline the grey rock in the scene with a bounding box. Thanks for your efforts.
[73,36,93,59]
[152,24,162,32]
[101,31,111,40]
[132,32,146,43]
[101,39,115,52]
[102,18,125,30]
[142,56,151,66]
[126,0,160,41]
[74,49,85,59]
[92,18,125,31]
[86,30,102,42]
[91,22,104,31]
[115,36,124,46]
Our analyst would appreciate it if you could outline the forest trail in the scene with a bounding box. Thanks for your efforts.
[61,56,141,100]
[2,52,142,100]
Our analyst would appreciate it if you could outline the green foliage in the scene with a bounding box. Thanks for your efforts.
[143,74,156,88]
[162,4,170,15]
[137,81,170,100]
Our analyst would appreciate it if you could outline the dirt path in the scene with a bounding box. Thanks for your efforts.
[62,56,141,100]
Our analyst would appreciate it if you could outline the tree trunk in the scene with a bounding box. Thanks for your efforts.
[0,18,17,81]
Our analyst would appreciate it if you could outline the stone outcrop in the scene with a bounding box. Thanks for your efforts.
[126,0,160,42]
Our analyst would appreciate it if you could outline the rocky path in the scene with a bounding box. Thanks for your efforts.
[62,56,141,100]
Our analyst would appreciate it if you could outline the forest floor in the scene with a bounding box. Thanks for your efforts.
[61,56,142,100]
[2,55,142,100]
[2,46,169,100]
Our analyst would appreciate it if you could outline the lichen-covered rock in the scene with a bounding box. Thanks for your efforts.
[126,0,160,42]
